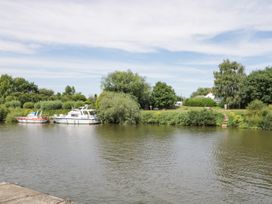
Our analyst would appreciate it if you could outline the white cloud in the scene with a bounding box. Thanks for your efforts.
[0,0,272,56]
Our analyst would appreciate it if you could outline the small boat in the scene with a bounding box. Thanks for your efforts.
[53,105,100,125]
[16,111,49,123]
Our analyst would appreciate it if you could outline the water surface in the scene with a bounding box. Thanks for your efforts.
[0,124,271,203]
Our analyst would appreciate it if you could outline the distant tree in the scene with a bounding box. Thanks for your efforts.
[151,81,177,109]
[64,85,75,95]
[241,67,272,105]
[96,91,140,124]
[0,74,14,98]
[213,59,246,108]
[39,88,54,96]
[191,87,212,98]
[13,77,38,93]
[101,70,151,108]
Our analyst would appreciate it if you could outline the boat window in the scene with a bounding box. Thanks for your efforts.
[71,114,78,117]
[83,111,89,115]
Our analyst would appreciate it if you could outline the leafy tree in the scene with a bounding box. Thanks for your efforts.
[241,67,272,105]
[191,87,212,98]
[151,81,177,109]
[64,85,75,95]
[213,59,246,108]
[39,88,54,96]
[0,74,14,98]
[13,77,38,93]
[96,91,140,124]
[101,70,151,108]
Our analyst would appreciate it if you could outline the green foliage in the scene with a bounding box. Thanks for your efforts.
[260,112,272,131]
[74,101,85,108]
[101,70,151,108]
[184,97,217,107]
[64,85,75,95]
[141,109,221,127]
[0,106,8,122]
[227,112,245,127]
[241,67,272,105]
[5,109,30,123]
[34,100,63,110]
[246,100,266,112]
[184,109,218,126]
[150,81,177,109]
[191,87,212,98]
[23,102,34,109]
[141,111,186,125]
[213,59,246,108]
[5,100,21,108]
[62,101,75,109]
[96,91,140,124]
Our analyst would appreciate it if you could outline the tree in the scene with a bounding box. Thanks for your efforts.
[241,67,272,105]
[96,91,140,124]
[151,81,177,109]
[101,70,151,108]
[213,59,246,108]
[191,87,212,98]
[0,74,14,98]
[64,85,75,95]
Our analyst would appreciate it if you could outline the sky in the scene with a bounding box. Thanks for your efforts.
[0,0,272,97]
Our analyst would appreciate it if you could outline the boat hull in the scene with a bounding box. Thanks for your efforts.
[16,117,49,123]
[53,117,100,125]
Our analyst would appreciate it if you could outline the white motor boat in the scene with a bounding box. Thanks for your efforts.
[53,105,100,125]
[16,111,49,123]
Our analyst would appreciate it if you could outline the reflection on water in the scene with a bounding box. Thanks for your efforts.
[0,124,271,203]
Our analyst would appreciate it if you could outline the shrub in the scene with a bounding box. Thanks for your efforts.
[97,91,140,124]
[23,102,34,109]
[184,97,217,107]
[184,109,218,126]
[74,101,85,108]
[247,99,266,112]
[62,101,75,109]
[5,109,30,123]
[34,100,63,110]
[260,112,272,131]
[5,100,21,108]
[0,106,8,122]
[227,112,245,127]
[140,111,186,125]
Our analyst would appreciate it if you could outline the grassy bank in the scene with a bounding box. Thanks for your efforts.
[141,106,272,130]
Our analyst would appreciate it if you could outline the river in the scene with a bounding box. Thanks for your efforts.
[0,124,271,203]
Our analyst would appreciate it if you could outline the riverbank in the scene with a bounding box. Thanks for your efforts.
[141,106,272,130]
[1,105,272,131]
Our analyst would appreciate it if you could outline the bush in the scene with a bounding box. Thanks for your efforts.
[184,109,218,126]
[5,100,21,108]
[260,112,272,131]
[62,101,75,109]
[184,97,217,107]
[23,102,34,109]
[74,101,85,108]
[247,100,266,112]
[0,106,8,122]
[5,109,30,123]
[97,91,140,124]
[227,112,245,127]
[141,111,186,125]
[34,100,63,110]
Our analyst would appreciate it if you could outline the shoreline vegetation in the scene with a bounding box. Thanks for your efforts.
[0,59,272,131]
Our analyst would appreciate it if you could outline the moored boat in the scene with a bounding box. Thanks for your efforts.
[16,111,49,123]
[53,105,100,125]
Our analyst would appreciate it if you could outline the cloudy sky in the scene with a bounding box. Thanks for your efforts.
[0,0,272,97]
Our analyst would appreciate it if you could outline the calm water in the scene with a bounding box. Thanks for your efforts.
[0,124,271,204]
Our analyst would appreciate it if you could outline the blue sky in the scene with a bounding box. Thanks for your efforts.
[0,0,272,97]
